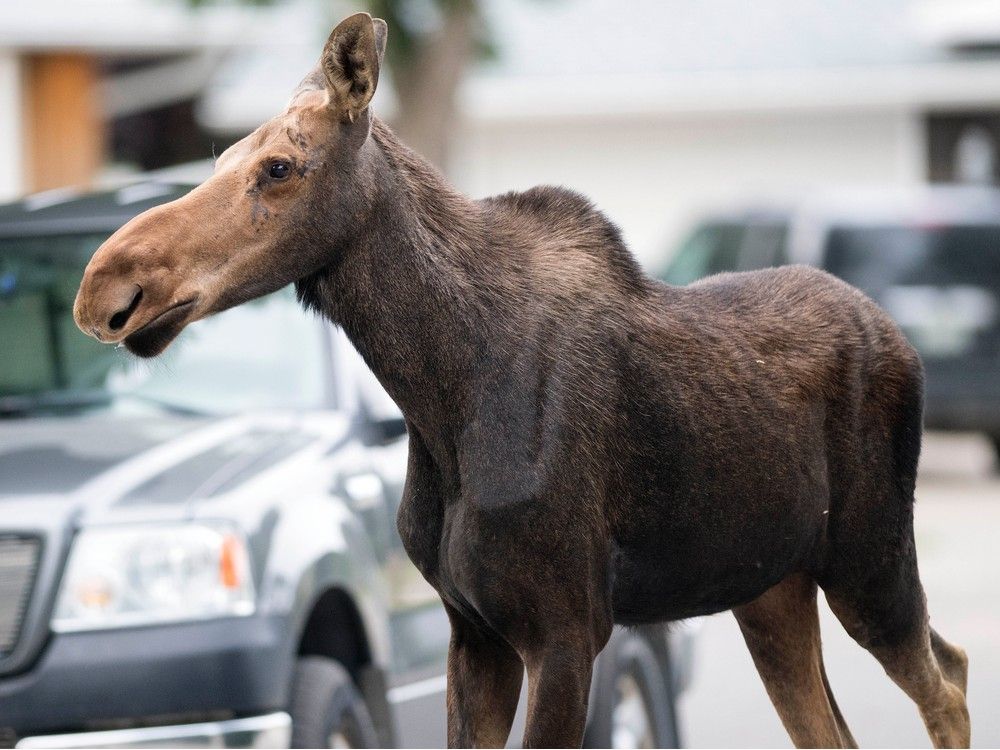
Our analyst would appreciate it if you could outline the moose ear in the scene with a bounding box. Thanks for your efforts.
[321,13,387,123]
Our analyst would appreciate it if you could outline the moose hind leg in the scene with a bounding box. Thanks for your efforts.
[820,351,969,748]
[821,660,858,748]
[733,572,853,748]
[825,581,970,749]
[931,627,969,695]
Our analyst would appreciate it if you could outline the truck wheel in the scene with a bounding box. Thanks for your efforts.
[990,434,1000,468]
[584,629,680,749]
[290,656,380,748]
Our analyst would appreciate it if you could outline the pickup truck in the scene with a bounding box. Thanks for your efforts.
[662,185,1000,461]
[0,182,691,748]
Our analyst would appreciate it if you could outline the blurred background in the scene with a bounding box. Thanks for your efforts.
[1,0,1000,747]
[10,0,1000,261]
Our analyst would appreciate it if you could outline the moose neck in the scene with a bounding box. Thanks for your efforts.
[298,118,503,445]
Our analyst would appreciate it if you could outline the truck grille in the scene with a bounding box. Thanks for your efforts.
[0,535,41,657]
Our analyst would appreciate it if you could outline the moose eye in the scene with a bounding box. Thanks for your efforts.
[268,161,291,180]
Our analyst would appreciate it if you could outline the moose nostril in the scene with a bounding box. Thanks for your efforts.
[109,286,143,331]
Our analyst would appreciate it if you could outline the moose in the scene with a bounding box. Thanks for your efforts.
[74,12,970,749]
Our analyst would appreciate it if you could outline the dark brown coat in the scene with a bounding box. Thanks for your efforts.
[74,13,970,748]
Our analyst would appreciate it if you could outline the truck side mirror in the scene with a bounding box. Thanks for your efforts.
[372,416,407,444]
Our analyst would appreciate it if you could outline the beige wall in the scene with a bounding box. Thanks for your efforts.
[453,108,925,270]
[24,53,104,193]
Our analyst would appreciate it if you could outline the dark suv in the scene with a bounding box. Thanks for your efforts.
[662,186,1000,458]
[0,181,691,748]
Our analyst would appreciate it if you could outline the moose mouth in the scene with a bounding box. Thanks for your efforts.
[123,299,197,358]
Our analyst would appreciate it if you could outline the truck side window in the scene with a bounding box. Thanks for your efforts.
[661,222,747,285]
[741,222,790,269]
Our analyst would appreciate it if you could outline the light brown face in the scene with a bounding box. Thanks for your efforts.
[73,12,386,357]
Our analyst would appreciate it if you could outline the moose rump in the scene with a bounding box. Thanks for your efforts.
[599,266,923,625]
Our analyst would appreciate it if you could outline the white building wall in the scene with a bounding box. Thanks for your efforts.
[0,52,24,202]
[453,108,926,270]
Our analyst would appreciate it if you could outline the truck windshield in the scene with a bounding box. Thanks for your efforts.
[824,225,1000,360]
[0,234,327,415]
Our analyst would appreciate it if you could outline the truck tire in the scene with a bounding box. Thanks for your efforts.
[290,656,380,748]
[584,628,681,748]
[990,434,1000,468]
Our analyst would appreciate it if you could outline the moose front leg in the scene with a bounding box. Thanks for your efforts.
[519,621,611,749]
[522,646,593,747]
[445,604,524,748]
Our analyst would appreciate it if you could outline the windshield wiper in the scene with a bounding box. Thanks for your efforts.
[0,390,111,418]
[0,390,208,418]
[113,392,209,417]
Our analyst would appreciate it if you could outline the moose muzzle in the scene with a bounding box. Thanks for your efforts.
[73,198,205,357]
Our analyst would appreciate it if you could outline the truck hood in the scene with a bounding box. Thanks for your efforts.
[0,411,346,528]
[0,415,206,497]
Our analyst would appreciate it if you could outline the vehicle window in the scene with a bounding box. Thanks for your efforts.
[333,327,402,421]
[107,288,328,414]
[660,222,747,285]
[824,225,1000,359]
[0,234,112,396]
[742,222,789,268]
[1,234,327,415]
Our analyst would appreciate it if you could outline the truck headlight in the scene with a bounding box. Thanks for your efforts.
[52,522,255,632]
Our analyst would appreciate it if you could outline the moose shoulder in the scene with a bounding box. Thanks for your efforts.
[74,12,970,750]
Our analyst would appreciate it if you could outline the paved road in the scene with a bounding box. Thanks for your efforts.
[678,432,1000,748]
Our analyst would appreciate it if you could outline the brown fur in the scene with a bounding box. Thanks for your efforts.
[735,573,856,747]
[73,13,971,748]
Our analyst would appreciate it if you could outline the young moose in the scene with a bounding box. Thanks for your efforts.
[74,13,970,749]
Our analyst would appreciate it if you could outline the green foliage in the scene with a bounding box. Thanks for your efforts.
[369,0,492,67]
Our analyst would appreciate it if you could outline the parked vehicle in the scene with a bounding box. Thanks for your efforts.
[662,185,1000,458]
[0,182,691,748]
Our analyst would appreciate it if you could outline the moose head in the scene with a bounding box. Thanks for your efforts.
[74,13,387,357]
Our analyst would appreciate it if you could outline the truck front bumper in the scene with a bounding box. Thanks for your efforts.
[0,615,293,743]
[15,712,290,749]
